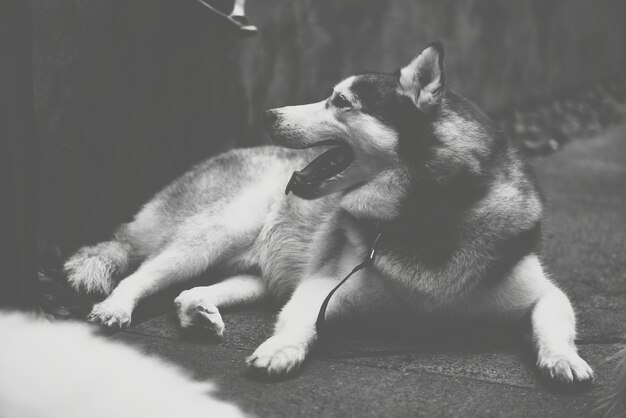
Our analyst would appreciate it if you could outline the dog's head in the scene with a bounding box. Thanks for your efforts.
[265,43,489,218]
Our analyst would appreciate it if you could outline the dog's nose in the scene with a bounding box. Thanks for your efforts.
[264,109,278,128]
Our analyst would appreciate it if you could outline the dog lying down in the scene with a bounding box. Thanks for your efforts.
[0,312,248,418]
[66,42,593,383]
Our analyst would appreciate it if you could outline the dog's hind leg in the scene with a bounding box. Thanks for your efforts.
[88,241,222,328]
[174,274,266,338]
[88,207,263,328]
[64,206,172,296]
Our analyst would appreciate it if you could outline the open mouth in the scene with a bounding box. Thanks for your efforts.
[285,141,354,198]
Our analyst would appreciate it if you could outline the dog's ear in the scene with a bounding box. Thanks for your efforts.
[397,42,445,112]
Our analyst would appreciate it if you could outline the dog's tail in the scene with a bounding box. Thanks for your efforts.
[64,239,132,295]
[597,347,626,418]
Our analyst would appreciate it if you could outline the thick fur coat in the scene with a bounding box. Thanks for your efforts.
[0,312,247,418]
[65,43,593,383]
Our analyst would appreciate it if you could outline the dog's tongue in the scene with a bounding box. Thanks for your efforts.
[285,146,352,196]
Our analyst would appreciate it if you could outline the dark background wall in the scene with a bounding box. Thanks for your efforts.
[33,0,626,253]
[2,0,35,307]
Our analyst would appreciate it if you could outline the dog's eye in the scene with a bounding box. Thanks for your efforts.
[332,94,351,109]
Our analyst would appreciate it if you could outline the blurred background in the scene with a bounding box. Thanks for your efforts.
[32,0,626,254]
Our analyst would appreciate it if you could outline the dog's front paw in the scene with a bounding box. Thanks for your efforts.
[246,335,307,377]
[88,298,133,329]
[174,291,224,338]
[537,349,594,384]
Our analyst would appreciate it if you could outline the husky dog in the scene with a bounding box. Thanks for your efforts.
[0,312,247,418]
[65,43,593,383]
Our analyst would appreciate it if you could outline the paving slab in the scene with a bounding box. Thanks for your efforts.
[114,125,626,417]
[116,310,623,389]
[115,329,600,418]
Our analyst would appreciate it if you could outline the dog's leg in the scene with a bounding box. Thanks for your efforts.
[89,228,256,328]
[88,183,271,328]
[532,282,594,383]
[246,276,340,376]
[174,274,266,337]
[468,254,593,384]
[88,242,214,328]
[64,209,169,296]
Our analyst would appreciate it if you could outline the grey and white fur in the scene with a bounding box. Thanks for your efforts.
[0,312,248,418]
[65,43,593,382]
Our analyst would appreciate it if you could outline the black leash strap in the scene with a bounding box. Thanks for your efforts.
[315,231,383,336]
